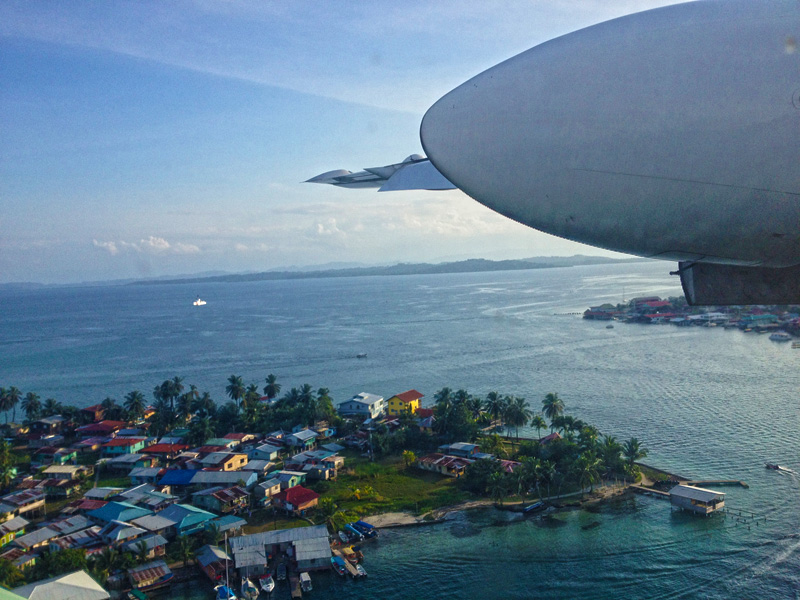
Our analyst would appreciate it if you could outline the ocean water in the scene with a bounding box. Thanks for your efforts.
[2,261,799,598]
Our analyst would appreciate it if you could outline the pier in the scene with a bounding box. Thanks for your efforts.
[685,479,749,488]
[289,572,302,599]
[331,548,360,577]
[629,485,670,499]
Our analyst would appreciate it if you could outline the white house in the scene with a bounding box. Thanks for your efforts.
[337,392,385,419]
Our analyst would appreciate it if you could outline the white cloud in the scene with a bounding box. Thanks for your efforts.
[92,239,119,255]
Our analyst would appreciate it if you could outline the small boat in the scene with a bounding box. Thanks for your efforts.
[766,463,780,470]
[258,574,275,593]
[522,501,545,514]
[299,572,312,592]
[355,564,367,578]
[338,530,349,543]
[193,296,207,306]
[792,342,800,349]
[331,556,347,577]
[344,524,364,540]
[276,562,287,581]
[606,324,614,329]
[214,585,237,600]
[769,331,792,341]
[341,546,362,564]
[356,353,367,359]
[240,578,258,600]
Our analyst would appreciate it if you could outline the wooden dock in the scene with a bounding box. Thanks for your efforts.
[331,549,360,577]
[630,485,670,499]
[685,480,749,488]
[289,573,302,599]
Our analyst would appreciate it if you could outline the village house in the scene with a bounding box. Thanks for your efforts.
[11,526,58,552]
[0,547,36,571]
[240,459,273,478]
[274,470,306,490]
[0,516,27,548]
[191,486,249,514]
[115,484,177,512]
[80,404,105,423]
[386,389,424,416]
[129,467,166,485]
[255,478,281,504]
[48,526,103,555]
[669,485,725,515]
[141,443,190,461]
[101,437,148,457]
[130,514,176,541]
[128,559,173,592]
[0,490,46,519]
[416,453,472,477]
[272,486,320,516]
[13,570,111,600]
[108,453,159,472]
[156,503,217,536]
[42,465,90,481]
[198,452,248,471]
[87,501,153,526]
[204,438,239,451]
[43,478,83,499]
[29,416,68,437]
[75,420,127,439]
[229,524,331,574]
[121,532,168,560]
[223,432,258,446]
[99,520,148,546]
[249,443,281,462]
[286,429,319,450]
[197,543,233,584]
[438,442,480,458]
[32,446,77,468]
[337,392,386,420]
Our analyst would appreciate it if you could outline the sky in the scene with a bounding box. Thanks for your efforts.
[0,0,685,284]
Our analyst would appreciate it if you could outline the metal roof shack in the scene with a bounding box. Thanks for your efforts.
[669,484,725,515]
[128,559,173,590]
[229,524,331,572]
[13,570,110,600]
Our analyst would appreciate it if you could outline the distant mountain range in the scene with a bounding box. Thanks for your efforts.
[133,255,647,286]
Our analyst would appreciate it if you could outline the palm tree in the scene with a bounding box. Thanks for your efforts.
[622,438,648,473]
[574,451,602,495]
[134,539,149,564]
[504,396,532,443]
[542,393,565,430]
[5,387,21,423]
[488,471,508,505]
[123,391,146,422]
[176,393,194,425]
[434,387,453,410]
[530,414,547,440]
[42,397,63,417]
[192,391,216,418]
[578,425,600,452]
[599,435,623,476]
[21,392,41,422]
[177,534,194,567]
[263,374,281,400]
[485,391,504,426]
[540,460,556,499]
[402,450,417,468]
[0,389,10,424]
[204,522,222,547]
[465,396,484,421]
[243,383,260,411]
[226,375,245,407]
[453,389,471,405]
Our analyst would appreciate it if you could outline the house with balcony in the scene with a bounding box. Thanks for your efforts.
[101,437,148,457]
[191,486,249,514]
[272,486,319,516]
[386,390,424,416]
[337,392,385,420]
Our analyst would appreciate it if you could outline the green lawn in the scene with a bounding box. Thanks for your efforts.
[308,451,472,517]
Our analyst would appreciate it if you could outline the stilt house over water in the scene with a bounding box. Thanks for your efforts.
[669,485,725,515]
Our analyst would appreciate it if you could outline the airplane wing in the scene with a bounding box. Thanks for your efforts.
[306,155,455,191]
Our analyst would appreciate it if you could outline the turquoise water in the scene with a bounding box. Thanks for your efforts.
[2,262,799,597]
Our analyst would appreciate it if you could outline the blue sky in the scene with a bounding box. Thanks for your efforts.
[0,0,681,283]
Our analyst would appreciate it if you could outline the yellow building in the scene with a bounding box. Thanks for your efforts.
[386,390,424,416]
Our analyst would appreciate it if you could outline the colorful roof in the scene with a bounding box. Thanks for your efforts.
[87,501,152,524]
[391,389,424,403]
[274,485,319,506]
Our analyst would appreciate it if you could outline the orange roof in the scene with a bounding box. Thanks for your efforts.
[392,389,424,403]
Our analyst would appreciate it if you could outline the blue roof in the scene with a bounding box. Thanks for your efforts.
[88,501,153,524]
[159,503,216,532]
[158,469,200,486]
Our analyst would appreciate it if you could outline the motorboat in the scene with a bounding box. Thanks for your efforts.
[258,573,275,593]
[355,564,368,578]
[240,578,258,600]
[338,530,349,543]
[331,556,347,577]
[769,331,792,342]
[765,463,780,470]
[299,572,312,592]
[193,296,207,306]
[214,585,237,600]
[276,562,287,581]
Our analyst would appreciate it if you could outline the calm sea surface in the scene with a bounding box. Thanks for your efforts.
[2,261,799,598]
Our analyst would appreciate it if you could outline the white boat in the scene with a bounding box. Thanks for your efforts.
[214,585,237,600]
[240,577,258,600]
[259,574,275,593]
[769,331,792,341]
[299,572,312,592]
[193,296,207,306]
[355,563,367,578]
[338,531,349,543]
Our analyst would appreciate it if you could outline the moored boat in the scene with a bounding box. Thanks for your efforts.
[299,572,312,592]
[193,296,207,306]
[769,331,792,341]
[258,574,275,593]
[240,577,258,600]
[214,585,237,600]
[355,563,368,578]
[338,530,349,543]
[277,562,287,581]
[331,556,347,577]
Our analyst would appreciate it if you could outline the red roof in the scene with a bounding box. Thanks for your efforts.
[416,408,434,418]
[76,420,127,434]
[103,437,144,447]
[142,443,189,454]
[393,389,424,403]
[196,445,227,454]
[644,300,671,308]
[223,433,248,441]
[274,485,319,506]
